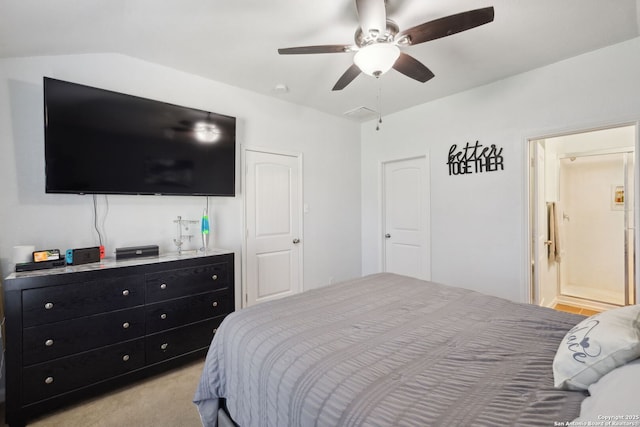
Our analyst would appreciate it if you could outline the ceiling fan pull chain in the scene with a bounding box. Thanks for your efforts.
[376,82,382,131]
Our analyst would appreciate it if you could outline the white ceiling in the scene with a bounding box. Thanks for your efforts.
[1,0,639,120]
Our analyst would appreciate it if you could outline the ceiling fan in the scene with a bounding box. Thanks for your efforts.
[277,0,494,91]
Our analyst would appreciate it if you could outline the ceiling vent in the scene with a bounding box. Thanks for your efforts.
[343,106,379,121]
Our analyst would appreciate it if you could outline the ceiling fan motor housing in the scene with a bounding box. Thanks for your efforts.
[355,19,399,47]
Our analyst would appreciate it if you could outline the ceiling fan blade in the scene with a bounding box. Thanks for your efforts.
[278,45,352,55]
[332,64,362,91]
[356,0,387,37]
[398,6,494,46]
[392,52,435,83]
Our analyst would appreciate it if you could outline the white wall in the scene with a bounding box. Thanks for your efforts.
[0,53,362,291]
[554,126,636,155]
[361,37,640,302]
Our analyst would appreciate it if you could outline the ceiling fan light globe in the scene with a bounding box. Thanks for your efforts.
[353,43,400,77]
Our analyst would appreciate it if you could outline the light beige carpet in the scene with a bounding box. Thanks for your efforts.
[6,359,206,427]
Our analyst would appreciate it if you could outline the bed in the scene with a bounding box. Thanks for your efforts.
[194,273,640,426]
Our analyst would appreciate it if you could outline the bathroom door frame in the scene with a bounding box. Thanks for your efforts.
[524,121,640,308]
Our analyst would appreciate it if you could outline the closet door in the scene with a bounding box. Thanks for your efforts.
[244,149,302,307]
[382,156,430,280]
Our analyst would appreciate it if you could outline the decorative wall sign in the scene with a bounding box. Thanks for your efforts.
[447,141,504,176]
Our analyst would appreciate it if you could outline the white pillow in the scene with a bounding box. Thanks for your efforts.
[553,304,640,390]
[574,358,640,422]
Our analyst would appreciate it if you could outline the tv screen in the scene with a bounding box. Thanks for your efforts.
[43,77,236,196]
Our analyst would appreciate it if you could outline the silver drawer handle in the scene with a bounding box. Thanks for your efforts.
[122,322,130,329]
[44,302,54,310]
[212,301,218,307]
[122,289,130,296]
[122,354,130,362]
[160,283,167,290]
[45,339,54,347]
[160,313,167,320]
[45,376,54,385]
[211,275,218,281]
[160,343,168,351]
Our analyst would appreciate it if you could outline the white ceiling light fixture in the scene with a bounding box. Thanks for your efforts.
[272,83,289,94]
[353,43,400,77]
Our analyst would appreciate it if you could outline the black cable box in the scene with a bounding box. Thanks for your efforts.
[15,259,66,272]
[116,245,159,260]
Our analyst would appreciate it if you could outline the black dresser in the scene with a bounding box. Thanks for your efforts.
[3,251,235,427]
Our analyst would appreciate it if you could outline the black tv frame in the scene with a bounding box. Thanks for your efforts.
[43,77,236,196]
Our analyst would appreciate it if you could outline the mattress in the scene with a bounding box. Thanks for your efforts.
[194,273,587,426]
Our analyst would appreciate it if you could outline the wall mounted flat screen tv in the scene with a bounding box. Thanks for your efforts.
[44,77,236,196]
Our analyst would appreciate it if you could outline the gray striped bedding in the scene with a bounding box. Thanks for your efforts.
[194,273,587,426]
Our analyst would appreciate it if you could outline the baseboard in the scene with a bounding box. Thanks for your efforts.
[555,294,620,312]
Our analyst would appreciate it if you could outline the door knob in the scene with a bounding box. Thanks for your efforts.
[293,238,300,244]
[385,234,391,238]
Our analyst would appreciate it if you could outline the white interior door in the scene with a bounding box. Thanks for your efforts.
[382,156,430,280]
[533,141,558,307]
[244,149,302,307]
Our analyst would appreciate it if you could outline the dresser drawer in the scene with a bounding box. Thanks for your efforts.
[22,276,144,327]
[146,262,229,303]
[22,339,145,404]
[145,289,232,334]
[146,316,224,364]
[23,308,145,366]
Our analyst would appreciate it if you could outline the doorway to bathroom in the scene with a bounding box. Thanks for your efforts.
[529,124,637,311]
